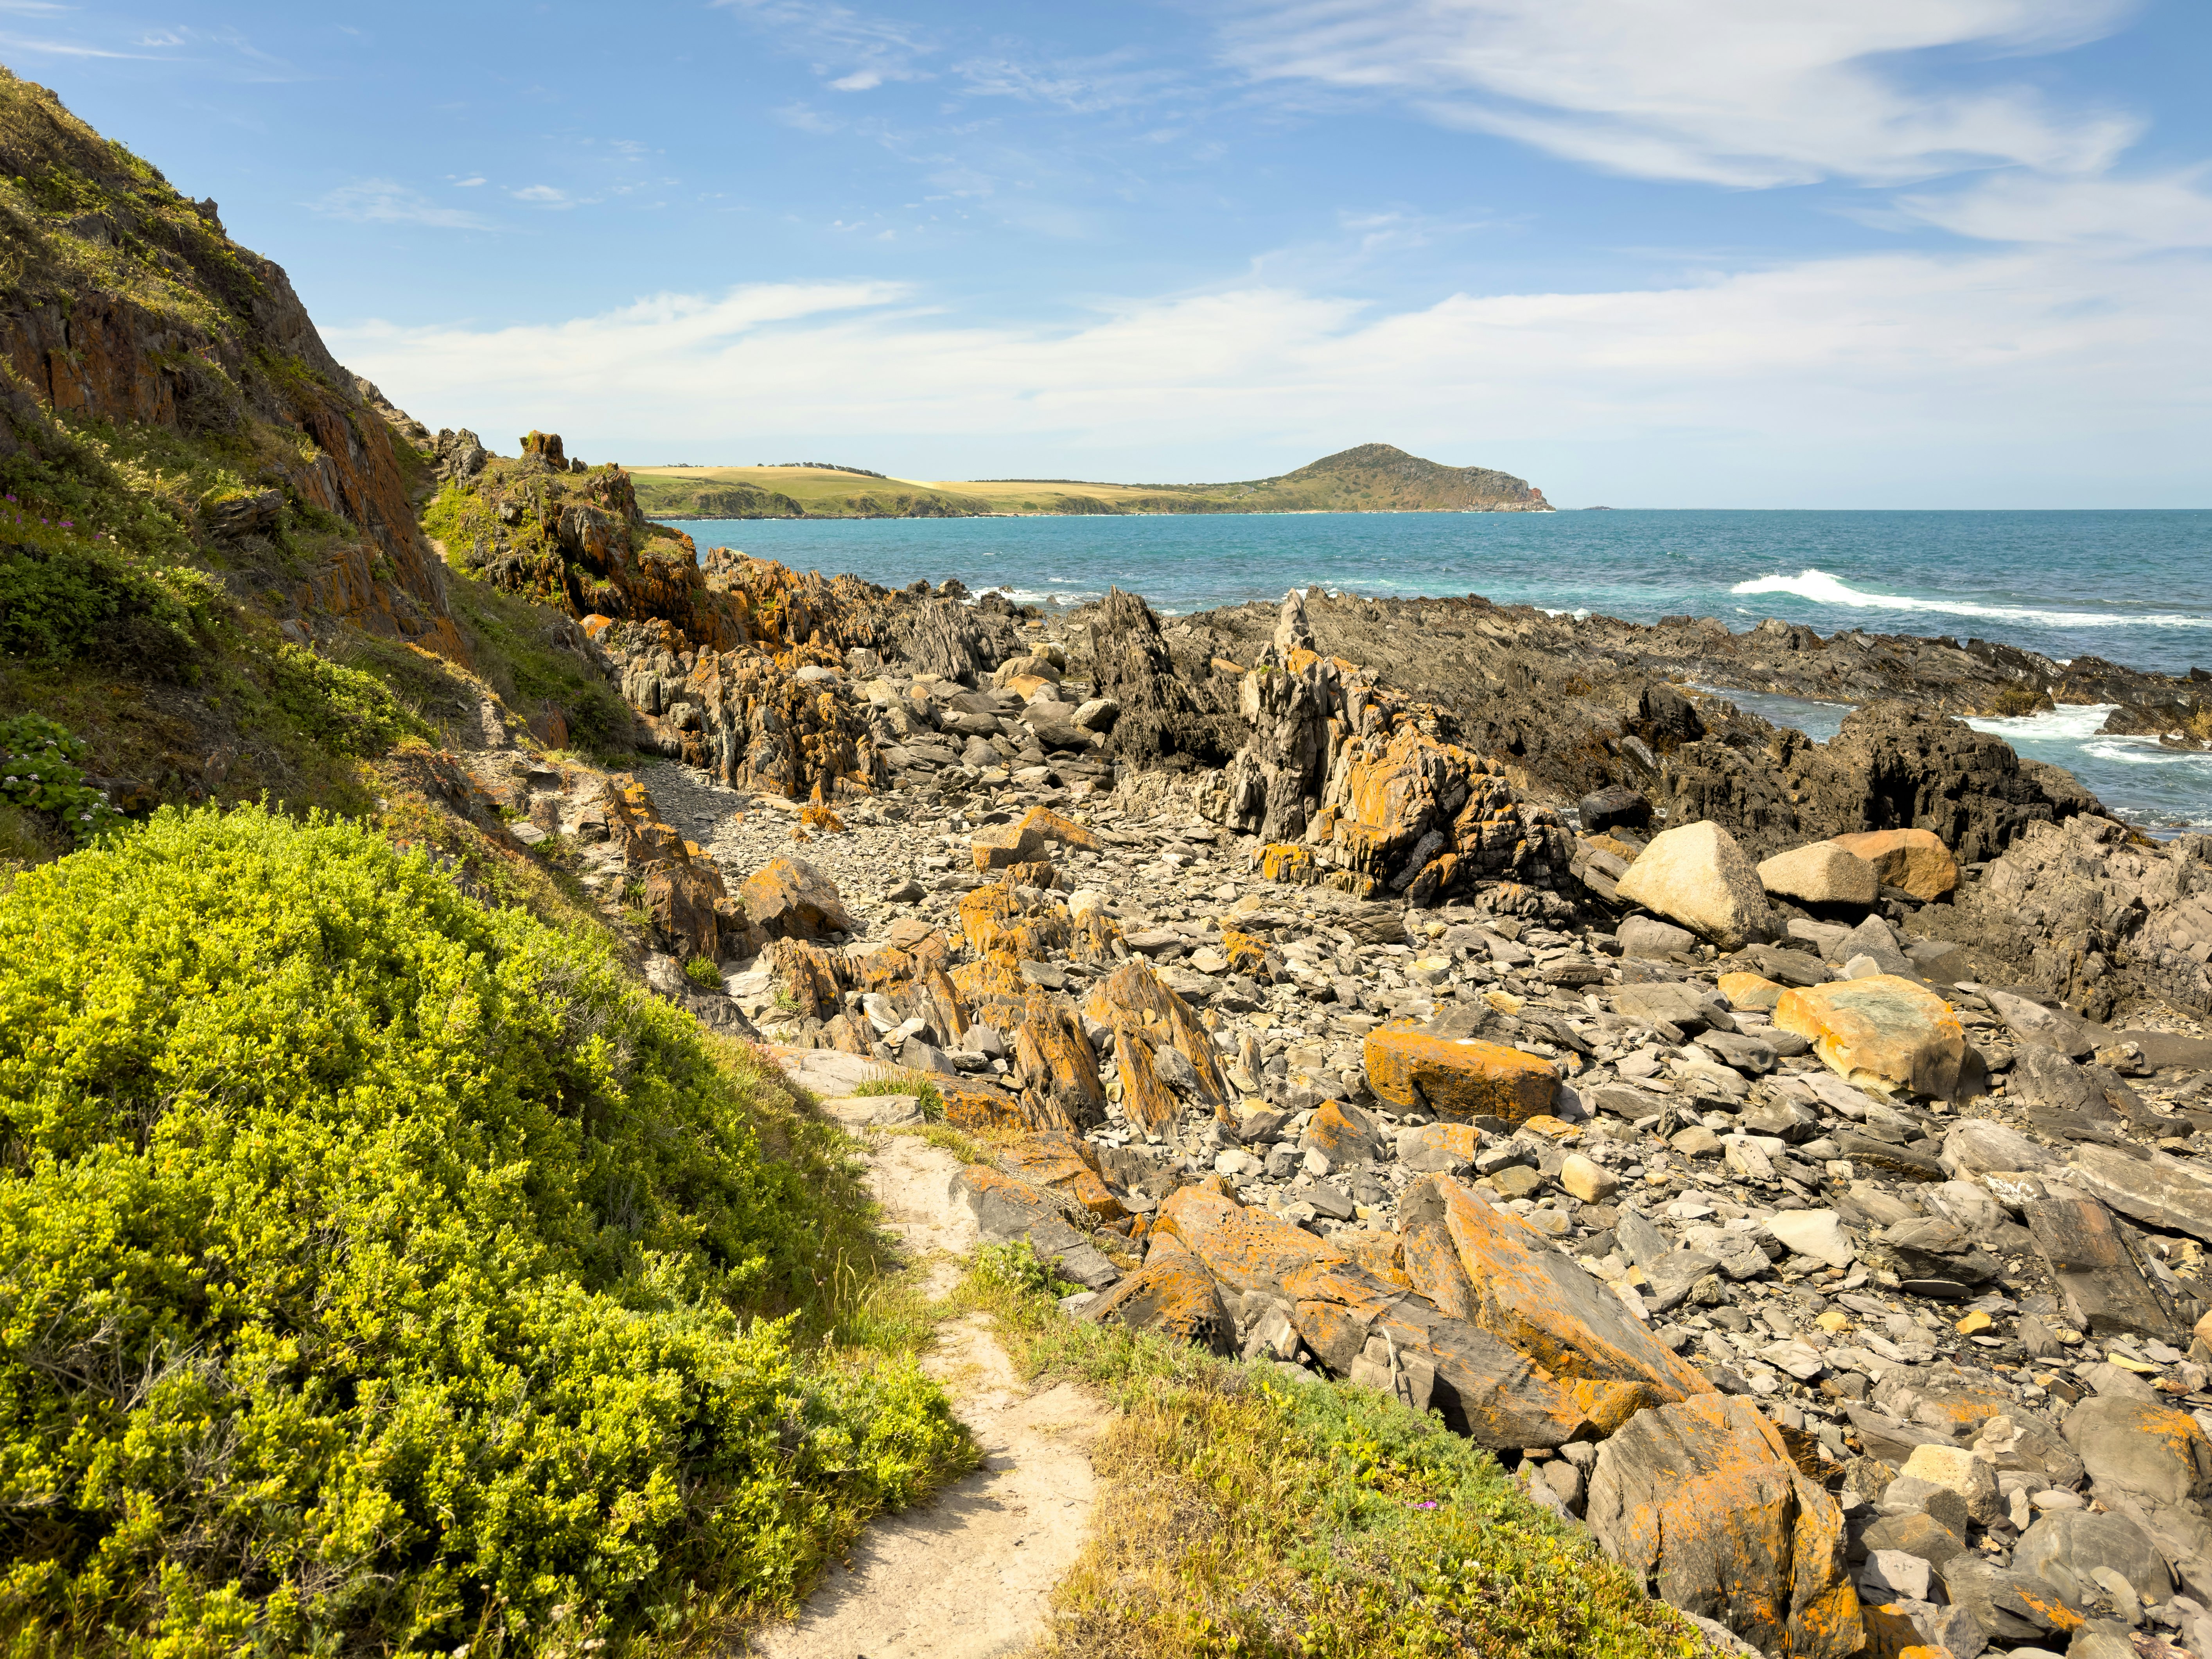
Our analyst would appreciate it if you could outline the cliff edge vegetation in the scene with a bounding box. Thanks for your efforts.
[630,442,1553,520]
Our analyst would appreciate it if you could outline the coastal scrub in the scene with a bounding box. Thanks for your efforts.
[0,805,970,1654]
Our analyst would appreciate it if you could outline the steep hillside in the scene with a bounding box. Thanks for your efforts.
[632,443,1551,519]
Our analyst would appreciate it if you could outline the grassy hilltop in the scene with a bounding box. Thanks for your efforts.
[630,442,1553,520]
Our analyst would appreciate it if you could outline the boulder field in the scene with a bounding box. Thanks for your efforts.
[442,532,2212,1659]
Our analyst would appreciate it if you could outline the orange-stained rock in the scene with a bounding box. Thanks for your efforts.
[763,935,852,1020]
[1830,828,1959,901]
[1114,1026,1183,1143]
[1000,859,1060,890]
[1336,1227,1411,1288]
[1083,961,1230,1106]
[1397,1121,1481,1172]
[1259,842,1316,885]
[1016,805,1100,852]
[1088,1231,1233,1354]
[972,821,1046,871]
[1586,1394,1864,1659]
[940,1078,1026,1131]
[1400,1176,1711,1403]
[1362,1023,1558,1122]
[644,857,728,964]
[1001,1130,1126,1222]
[1158,1189,1624,1448]
[1774,975,1984,1101]
[1068,907,1123,965]
[738,855,857,941]
[1302,1097,1384,1164]
[1719,971,1786,1012]
[1217,928,1276,980]
[1012,991,1105,1131]
[958,882,1072,962]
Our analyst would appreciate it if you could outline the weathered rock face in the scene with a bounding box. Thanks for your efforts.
[1586,1394,1862,1659]
[1956,813,2212,1017]
[1617,821,1777,951]
[0,74,465,662]
[1088,589,1244,773]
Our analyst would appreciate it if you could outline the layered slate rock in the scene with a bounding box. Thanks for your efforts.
[1585,1395,1864,1659]
[1088,1229,1235,1355]
[1773,974,1985,1101]
[952,1165,1120,1290]
[1399,1176,1711,1424]
[1616,821,1778,952]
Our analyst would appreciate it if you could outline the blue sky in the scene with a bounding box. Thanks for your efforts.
[9,0,2212,505]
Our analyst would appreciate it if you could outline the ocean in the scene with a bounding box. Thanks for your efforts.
[661,508,2212,835]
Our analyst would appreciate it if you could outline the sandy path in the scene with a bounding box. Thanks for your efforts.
[748,1056,1110,1659]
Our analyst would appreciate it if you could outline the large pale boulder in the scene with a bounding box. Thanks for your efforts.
[1362,1024,1558,1122]
[1587,1394,1864,1659]
[1616,821,1778,951]
[1773,974,1985,1101]
[1757,842,1878,908]
[1828,828,1959,900]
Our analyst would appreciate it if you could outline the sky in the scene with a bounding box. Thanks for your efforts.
[8,0,2211,506]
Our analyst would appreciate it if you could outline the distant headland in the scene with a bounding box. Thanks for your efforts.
[629,442,1553,520]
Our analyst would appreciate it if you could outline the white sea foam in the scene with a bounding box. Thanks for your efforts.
[1964,704,2122,742]
[1730,569,2212,630]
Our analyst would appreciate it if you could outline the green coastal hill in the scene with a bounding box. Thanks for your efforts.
[629,442,1553,520]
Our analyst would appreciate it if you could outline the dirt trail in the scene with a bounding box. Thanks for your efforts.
[748,1052,1111,1659]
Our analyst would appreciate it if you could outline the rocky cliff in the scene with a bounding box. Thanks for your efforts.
[0,68,459,658]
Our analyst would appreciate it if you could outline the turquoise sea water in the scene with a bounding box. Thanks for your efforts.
[663,508,2212,833]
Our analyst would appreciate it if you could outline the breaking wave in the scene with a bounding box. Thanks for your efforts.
[1729,569,2212,630]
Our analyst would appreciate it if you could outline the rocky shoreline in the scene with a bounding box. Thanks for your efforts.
[422,424,2212,1657]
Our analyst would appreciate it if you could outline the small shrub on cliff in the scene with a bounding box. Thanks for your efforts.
[0,805,969,1654]
[0,528,215,676]
[685,952,724,989]
[0,712,120,843]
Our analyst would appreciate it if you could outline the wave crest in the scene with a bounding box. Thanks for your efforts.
[1729,568,2211,630]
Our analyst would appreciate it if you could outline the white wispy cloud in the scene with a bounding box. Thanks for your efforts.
[1214,0,2138,188]
[309,178,501,231]
[713,0,935,90]
[327,249,2211,505]
[0,30,163,58]
[1897,167,2212,251]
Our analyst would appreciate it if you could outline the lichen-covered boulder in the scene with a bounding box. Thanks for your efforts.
[1587,1394,1864,1659]
[1087,1231,1233,1354]
[1774,975,1984,1100]
[1362,1024,1557,1122]
[738,855,856,941]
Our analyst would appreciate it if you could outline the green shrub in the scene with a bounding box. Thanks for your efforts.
[0,805,968,1654]
[262,639,425,756]
[685,953,724,989]
[0,530,214,677]
[0,713,121,843]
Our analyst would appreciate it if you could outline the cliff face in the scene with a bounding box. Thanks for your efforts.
[0,67,461,658]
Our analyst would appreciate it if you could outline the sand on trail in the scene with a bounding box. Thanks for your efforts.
[746,1051,1111,1659]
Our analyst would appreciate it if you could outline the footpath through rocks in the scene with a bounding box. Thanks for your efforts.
[749,1048,1112,1659]
[443,531,2212,1659]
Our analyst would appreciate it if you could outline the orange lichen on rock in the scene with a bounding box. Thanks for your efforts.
[1086,1231,1233,1354]
[1585,1394,1863,1659]
[1011,991,1105,1131]
[958,882,1072,961]
[1400,1176,1711,1402]
[1016,805,1100,852]
[1083,961,1231,1106]
[1000,1130,1126,1222]
[1362,1023,1558,1122]
[1258,842,1316,885]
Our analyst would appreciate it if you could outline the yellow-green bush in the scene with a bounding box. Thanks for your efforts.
[0,804,966,1654]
